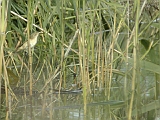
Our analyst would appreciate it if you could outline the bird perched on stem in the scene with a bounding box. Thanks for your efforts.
[16,32,41,52]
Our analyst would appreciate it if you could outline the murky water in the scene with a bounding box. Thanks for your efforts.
[1,68,159,120]
[2,87,125,120]
[12,94,83,120]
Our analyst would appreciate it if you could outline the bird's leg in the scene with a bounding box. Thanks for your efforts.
[31,48,34,56]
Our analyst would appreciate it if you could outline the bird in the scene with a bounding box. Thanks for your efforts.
[16,32,41,52]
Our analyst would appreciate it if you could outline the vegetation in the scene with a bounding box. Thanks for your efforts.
[0,0,160,119]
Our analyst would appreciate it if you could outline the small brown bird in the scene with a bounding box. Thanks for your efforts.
[16,32,40,52]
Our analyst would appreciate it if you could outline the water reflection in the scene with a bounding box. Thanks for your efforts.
[9,88,124,120]
[2,69,157,120]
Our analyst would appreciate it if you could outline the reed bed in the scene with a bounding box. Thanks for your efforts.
[0,0,160,119]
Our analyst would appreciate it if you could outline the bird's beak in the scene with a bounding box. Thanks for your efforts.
[39,31,43,34]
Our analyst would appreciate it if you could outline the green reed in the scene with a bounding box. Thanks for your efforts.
[0,0,9,119]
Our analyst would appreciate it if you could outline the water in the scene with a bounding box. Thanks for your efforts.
[1,66,159,120]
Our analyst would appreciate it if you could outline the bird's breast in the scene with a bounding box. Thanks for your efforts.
[30,40,38,48]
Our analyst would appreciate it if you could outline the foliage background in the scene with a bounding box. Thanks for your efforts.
[0,0,160,119]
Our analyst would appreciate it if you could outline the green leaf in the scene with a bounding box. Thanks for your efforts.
[129,58,160,74]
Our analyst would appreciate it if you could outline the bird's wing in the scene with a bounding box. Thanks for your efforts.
[17,42,28,51]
